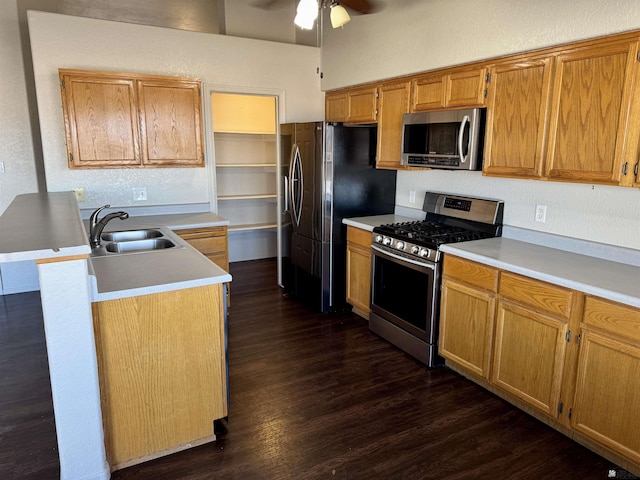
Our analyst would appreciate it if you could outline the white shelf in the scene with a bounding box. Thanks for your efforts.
[216,163,276,168]
[228,223,277,232]
[218,193,277,201]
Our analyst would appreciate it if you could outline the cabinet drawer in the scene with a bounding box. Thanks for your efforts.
[583,296,640,342]
[347,226,372,249]
[175,226,226,240]
[184,236,227,255]
[499,272,573,318]
[443,255,498,292]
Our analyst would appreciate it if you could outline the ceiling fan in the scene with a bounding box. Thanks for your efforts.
[297,0,372,29]
[253,0,373,29]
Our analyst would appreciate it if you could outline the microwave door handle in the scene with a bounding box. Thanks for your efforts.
[458,115,470,164]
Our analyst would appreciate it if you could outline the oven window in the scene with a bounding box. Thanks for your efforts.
[372,254,434,333]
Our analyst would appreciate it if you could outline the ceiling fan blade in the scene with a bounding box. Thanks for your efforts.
[340,0,371,14]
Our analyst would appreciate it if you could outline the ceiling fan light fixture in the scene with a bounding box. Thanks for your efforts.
[330,3,350,28]
[294,0,319,29]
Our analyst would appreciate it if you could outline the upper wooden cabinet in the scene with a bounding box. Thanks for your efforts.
[483,57,553,178]
[60,69,204,169]
[324,29,640,183]
[411,67,487,112]
[544,40,640,185]
[325,91,347,122]
[325,85,378,123]
[376,80,411,169]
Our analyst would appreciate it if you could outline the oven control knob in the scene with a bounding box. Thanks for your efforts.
[382,236,392,246]
[419,248,431,258]
[411,246,420,254]
[375,235,383,244]
[396,241,405,250]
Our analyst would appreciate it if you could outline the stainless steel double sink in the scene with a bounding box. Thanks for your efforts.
[90,227,184,256]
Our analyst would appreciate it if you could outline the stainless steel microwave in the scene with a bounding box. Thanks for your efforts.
[401,108,484,170]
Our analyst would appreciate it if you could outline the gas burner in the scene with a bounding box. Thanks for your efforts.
[372,193,503,264]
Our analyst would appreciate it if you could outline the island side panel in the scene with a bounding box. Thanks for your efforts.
[92,283,226,470]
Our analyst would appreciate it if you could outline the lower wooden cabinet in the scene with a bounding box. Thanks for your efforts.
[440,256,498,378]
[346,226,372,319]
[492,300,568,417]
[173,226,229,272]
[440,254,640,475]
[174,226,230,303]
[92,284,227,471]
[571,297,640,465]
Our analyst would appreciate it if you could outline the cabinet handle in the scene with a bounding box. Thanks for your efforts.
[635,162,639,177]
[622,162,628,175]
[565,330,571,343]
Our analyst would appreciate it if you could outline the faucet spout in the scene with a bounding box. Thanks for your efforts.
[89,210,129,247]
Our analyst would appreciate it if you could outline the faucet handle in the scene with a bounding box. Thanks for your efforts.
[89,204,110,228]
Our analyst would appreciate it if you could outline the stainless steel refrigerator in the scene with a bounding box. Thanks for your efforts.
[279,122,397,313]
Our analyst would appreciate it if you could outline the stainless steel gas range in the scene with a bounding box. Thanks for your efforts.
[369,192,504,366]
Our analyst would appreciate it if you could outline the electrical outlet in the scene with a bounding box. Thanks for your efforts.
[409,190,416,204]
[0,161,5,173]
[535,204,547,223]
[73,187,85,202]
[132,187,147,202]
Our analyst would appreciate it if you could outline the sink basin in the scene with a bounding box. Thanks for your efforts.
[101,229,163,242]
[104,238,176,254]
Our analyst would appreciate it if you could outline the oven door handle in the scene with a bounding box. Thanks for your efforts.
[371,245,436,270]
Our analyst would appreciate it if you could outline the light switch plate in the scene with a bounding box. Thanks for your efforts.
[73,187,85,202]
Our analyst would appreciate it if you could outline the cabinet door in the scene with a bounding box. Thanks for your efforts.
[492,300,568,417]
[483,58,553,178]
[325,91,347,122]
[440,279,496,378]
[446,67,487,107]
[138,78,204,167]
[376,81,411,169]
[347,86,378,123]
[346,227,372,318]
[60,73,140,168]
[572,330,640,464]
[411,74,445,111]
[545,41,639,184]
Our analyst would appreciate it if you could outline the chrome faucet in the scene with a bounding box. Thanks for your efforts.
[89,205,129,247]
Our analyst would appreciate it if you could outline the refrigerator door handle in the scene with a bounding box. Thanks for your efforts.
[289,144,303,227]
[282,175,289,214]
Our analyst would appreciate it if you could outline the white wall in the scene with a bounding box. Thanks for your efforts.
[320,0,640,90]
[0,1,40,215]
[320,0,640,252]
[28,10,323,210]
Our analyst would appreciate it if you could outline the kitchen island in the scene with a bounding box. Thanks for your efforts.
[0,192,231,479]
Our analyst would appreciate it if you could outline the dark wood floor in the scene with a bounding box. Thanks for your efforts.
[1,258,624,479]
[0,291,58,479]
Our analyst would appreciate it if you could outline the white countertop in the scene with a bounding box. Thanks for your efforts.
[441,238,640,308]
[0,193,232,301]
[0,192,91,262]
[342,214,416,232]
[89,214,231,301]
[111,211,229,230]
